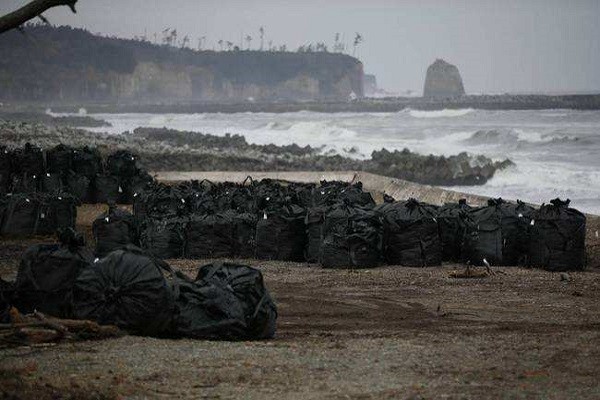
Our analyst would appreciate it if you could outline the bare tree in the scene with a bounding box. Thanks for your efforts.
[217,39,224,51]
[226,41,233,51]
[352,32,363,56]
[0,0,78,34]
[245,34,252,50]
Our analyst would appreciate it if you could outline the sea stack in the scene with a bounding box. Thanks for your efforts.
[423,59,465,98]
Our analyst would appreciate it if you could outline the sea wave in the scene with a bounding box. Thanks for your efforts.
[407,108,475,118]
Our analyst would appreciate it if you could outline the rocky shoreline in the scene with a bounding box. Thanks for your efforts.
[0,120,512,186]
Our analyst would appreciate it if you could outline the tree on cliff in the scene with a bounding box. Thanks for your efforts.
[352,33,363,56]
[0,0,78,34]
[259,26,264,51]
[245,35,252,50]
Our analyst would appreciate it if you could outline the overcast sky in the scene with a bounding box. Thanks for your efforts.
[2,0,600,94]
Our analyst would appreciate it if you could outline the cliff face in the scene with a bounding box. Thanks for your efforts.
[423,59,465,98]
[0,26,363,103]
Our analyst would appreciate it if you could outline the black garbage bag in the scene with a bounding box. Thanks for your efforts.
[94,174,122,204]
[437,199,473,262]
[40,172,63,193]
[72,146,102,178]
[255,203,306,261]
[320,203,382,268]
[1,194,40,236]
[106,150,139,178]
[377,198,441,267]
[36,193,79,235]
[11,143,44,176]
[13,228,92,318]
[464,198,534,266]
[46,144,74,174]
[93,204,137,257]
[72,246,175,336]
[529,199,586,271]
[65,172,93,203]
[305,205,328,263]
[139,217,186,259]
[195,262,277,340]
[185,212,236,258]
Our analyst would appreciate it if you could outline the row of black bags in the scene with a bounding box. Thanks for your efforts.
[0,143,153,204]
[0,192,78,236]
[0,229,277,339]
[94,177,587,271]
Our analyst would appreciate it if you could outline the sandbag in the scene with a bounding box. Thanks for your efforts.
[437,199,472,262]
[232,212,258,257]
[73,246,174,336]
[529,199,586,271]
[13,229,92,318]
[312,181,375,208]
[92,205,137,257]
[65,172,93,203]
[320,203,381,268]
[464,198,534,266]
[305,206,328,263]
[46,144,74,174]
[10,172,38,193]
[94,174,122,204]
[11,143,44,176]
[119,172,154,204]
[72,146,102,178]
[255,204,306,261]
[106,150,139,178]
[195,262,277,339]
[0,194,40,236]
[140,183,188,220]
[40,172,63,193]
[185,213,236,258]
[377,198,441,267]
[36,193,79,235]
[139,217,186,259]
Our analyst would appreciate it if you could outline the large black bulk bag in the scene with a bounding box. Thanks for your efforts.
[464,198,534,266]
[10,172,39,193]
[312,181,375,208]
[437,199,473,262]
[94,174,121,204]
[119,171,154,204]
[92,205,137,257]
[37,193,79,235]
[0,146,11,194]
[529,199,586,271]
[40,172,63,193]
[377,198,441,267]
[11,143,44,176]
[305,206,328,263]
[195,262,277,339]
[185,213,236,258]
[255,204,306,262]
[72,146,102,178]
[142,184,188,220]
[46,144,74,174]
[139,217,186,259]
[13,229,92,318]
[169,269,248,340]
[73,246,174,336]
[106,150,139,178]
[0,278,14,323]
[1,194,40,236]
[320,203,381,268]
[232,212,257,257]
[65,172,93,203]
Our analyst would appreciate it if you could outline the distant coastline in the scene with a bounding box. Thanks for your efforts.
[39,93,600,114]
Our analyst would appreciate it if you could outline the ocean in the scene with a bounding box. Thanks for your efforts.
[74,108,600,214]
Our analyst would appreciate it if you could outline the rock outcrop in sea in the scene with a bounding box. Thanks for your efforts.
[423,59,465,98]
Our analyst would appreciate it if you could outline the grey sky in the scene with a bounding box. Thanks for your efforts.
[2,0,599,94]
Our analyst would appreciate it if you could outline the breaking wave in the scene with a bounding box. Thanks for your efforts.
[407,108,475,118]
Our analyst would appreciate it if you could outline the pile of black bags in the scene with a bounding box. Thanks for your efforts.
[1,232,278,340]
[0,143,154,204]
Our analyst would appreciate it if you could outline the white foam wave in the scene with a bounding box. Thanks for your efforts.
[408,108,475,118]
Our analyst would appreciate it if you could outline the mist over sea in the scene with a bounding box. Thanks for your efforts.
[70,109,600,214]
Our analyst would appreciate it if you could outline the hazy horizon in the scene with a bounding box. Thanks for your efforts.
[2,0,599,95]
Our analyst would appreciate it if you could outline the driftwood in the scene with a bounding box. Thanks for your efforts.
[0,0,78,34]
[0,308,122,347]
